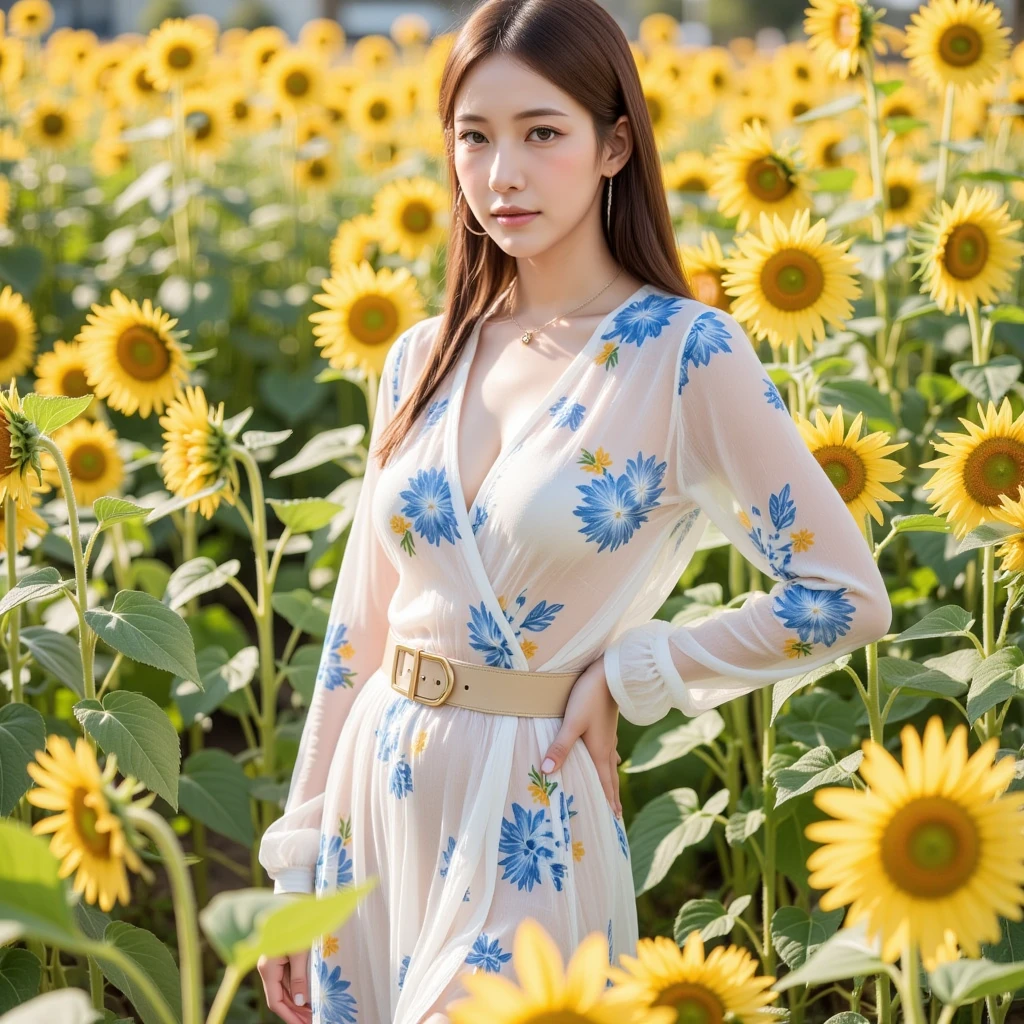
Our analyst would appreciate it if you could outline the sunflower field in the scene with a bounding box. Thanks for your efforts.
[2,0,1024,1021]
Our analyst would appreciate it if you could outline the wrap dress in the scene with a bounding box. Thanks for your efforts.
[257,280,892,1024]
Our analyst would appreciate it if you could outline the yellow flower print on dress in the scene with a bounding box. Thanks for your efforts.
[577,446,613,474]
[528,764,557,807]
[391,513,415,556]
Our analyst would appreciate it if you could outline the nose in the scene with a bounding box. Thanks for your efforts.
[487,141,526,195]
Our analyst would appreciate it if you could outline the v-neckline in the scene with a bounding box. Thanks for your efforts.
[446,280,651,523]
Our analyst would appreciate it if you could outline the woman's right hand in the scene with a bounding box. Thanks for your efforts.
[257,950,311,1024]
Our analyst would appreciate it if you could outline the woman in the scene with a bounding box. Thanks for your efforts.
[257,0,892,1021]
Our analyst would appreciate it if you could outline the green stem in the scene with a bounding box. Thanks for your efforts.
[935,81,956,201]
[900,939,927,1024]
[983,543,997,740]
[5,494,22,704]
[127,807,204,1024]
[207,964,243,1024]
[760,684,777,973]
[862,512,885,743]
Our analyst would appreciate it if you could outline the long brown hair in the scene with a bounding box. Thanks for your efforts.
[373,0,693,468]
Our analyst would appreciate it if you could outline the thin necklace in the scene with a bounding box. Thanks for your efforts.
[505,267,624,345]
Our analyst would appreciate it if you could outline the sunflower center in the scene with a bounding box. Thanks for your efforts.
[347,295,399,346]
[813,444,867,501]
[166,44,194,70]
[888,184,911,211]
[70,443,108,481]
[880,795,979,897]
[233,100,249,119]
[760,248,825,311]
[0,415,15,473]
[0,318,18,359]
[680,175,708,191]
[192,112,212,141]
[308,159,327,179]
[135,69,155,93]
[285,70,310,97]
[42,113,65,137]
[401,200,433,234]
[653,982,726,1024]
[746,157,792,202]
[962,437,1024,507]
[944,223,989,279]
[61,369,91,397]
[822,142,840,166]
[368,100,389,122]
[939,25,982,68]
[526,1014,595,1024]
[833,5,860,48]
[791,100,810,117]
[73,787,112,857]
[646,96,664,125]
[117,325,171,381]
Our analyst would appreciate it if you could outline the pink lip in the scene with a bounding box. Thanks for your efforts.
[494,211,539,226]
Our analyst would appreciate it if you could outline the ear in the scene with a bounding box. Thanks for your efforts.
[601,114,633,177]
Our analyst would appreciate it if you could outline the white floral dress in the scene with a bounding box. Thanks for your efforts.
[258,282,891,1024]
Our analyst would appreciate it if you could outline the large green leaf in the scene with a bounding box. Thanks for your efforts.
[772,746,863,807]
[777,690,859,749]
[143,479,226,526]
[85,589,200,684]
[21,394,94,434]
[626,710,724,773]
[875,656,967,699]
[269,425,364,478]
[0,946,41,1013]
[951,356,1022,407]
[771,660,847,725]
[19,626,85,695]
[271,589,331,638]
[93,497,150,529]
[268,498,345,534]
[772,919,892,991]
[890,605,973,643]
[98,921,181,1024]
[0,989,101,1023]
[200,883,374,971]
[178,748,254,847]
[73,692,181,809]
[929,958,1024,1006]
[628,788,729,895]
[0,820,79,947]
[967,647,1024,724]
[278,644,322,705]
[162,557,241,611]
[0,704,46,817]
[172,645,258,725]
[771,906,845,970]
[674,894,751,944]
[0,568,70,617]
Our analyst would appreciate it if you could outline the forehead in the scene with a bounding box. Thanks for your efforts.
[454,55,579,121]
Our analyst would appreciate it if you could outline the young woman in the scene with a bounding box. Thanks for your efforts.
[257,0,892,1021]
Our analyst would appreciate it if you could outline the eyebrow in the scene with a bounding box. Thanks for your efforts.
[455,107,570,123]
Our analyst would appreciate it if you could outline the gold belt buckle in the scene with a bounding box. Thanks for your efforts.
[391,643,456,706]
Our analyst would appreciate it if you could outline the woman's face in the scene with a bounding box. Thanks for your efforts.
[452,53,624,257]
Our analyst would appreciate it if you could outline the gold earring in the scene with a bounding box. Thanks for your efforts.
[456,187,489,237]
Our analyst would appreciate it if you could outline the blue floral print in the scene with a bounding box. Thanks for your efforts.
[496,587,565,662]
[439,835,456,877]
[466,933,513,973]
[677,309,734,393]
[389,753,413,799]
[375,696,414,799]
[613,813,628,859]
[315,827,354,894]
[606,918,614,987]
[498,802,567,892]
[470,503,488,534]
[600,293,687,349]
[774,584,856,648]
[398,467,462,547]
[765,376,786,410]
[549,395,586,431]
[557,789,577,848]
[670,507,702,554]
[319,622,356,691]
[573,451,667,553]
[467,601,516,668]
[425,397,448,428]
[749,482,801,581]
[312,954,358,1024]
[398,954,411,990]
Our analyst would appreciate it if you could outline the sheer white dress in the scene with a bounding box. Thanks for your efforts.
[257,282,892,1024]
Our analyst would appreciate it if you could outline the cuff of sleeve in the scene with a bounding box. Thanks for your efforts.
[273,868,316,895]
[603,620,683,726]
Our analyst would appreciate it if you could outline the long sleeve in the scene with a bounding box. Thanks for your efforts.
[603,306,892,726]
[259,341,405,894]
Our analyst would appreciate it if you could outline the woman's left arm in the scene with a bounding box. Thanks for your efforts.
[603,306,893,726]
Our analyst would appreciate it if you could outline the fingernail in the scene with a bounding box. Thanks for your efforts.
[541,757,555,773]
[294,994,305,1006]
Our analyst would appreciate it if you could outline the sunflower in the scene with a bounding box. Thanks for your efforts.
[22,94,83,152]
[709,120,815,232]
[322,66,358,125]
[8,0,53,39]
[804,0,904,80]
[351,34,396,72]
[144,17,212,92]
[446,917,671,1024]
[42,419,124,506]
[638,12,679,50]
[330,214,382,270]
[0,284,38,380]
[793,405,907,525]
[116,48,161,110]
[76,290,190,418]
[800,119,851,169]
[920,397,1024,540]
[774,41,826,93]
[298,18,346,59]
[721,208,863,352]
[663,151,714,194]
[239,25,288,85]
[262,47,324,113]
[909,185,1024,316]
[806,715,1024,968]
[692,45,735,99]
[390,12,431,49]
[34,338,96,415]
[0,379,47,509]
[989,487,1024,571]
[220,83,267,134]
[720,99,777,138]
[849,154,933,231]
[297,108,339,146]
[26,734,153,913]
[76,39,132,103]
[352,136,406,176]
[295,152,340,191]
[902,0,1010,94]
[372,177,448,263]
[44,27,96,87]
[346,79,402,140]
[0,484,48,552]
[638,66,687,151]
[878,77,933,152]
[604,931,778,1024]
[779,82,818,122]
[310,261,426,377]
[158,385,240,519]
[181,89,231,159]
[680,232,733,311]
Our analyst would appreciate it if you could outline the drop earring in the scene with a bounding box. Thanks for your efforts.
[455,186,489,237]
[605,174,613,234]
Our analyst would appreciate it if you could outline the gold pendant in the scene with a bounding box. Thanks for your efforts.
[521,331,532,345]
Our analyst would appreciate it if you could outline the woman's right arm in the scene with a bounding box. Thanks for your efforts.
[258,332,409,894]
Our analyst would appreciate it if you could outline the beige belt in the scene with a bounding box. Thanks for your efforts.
[382,627,580,717]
